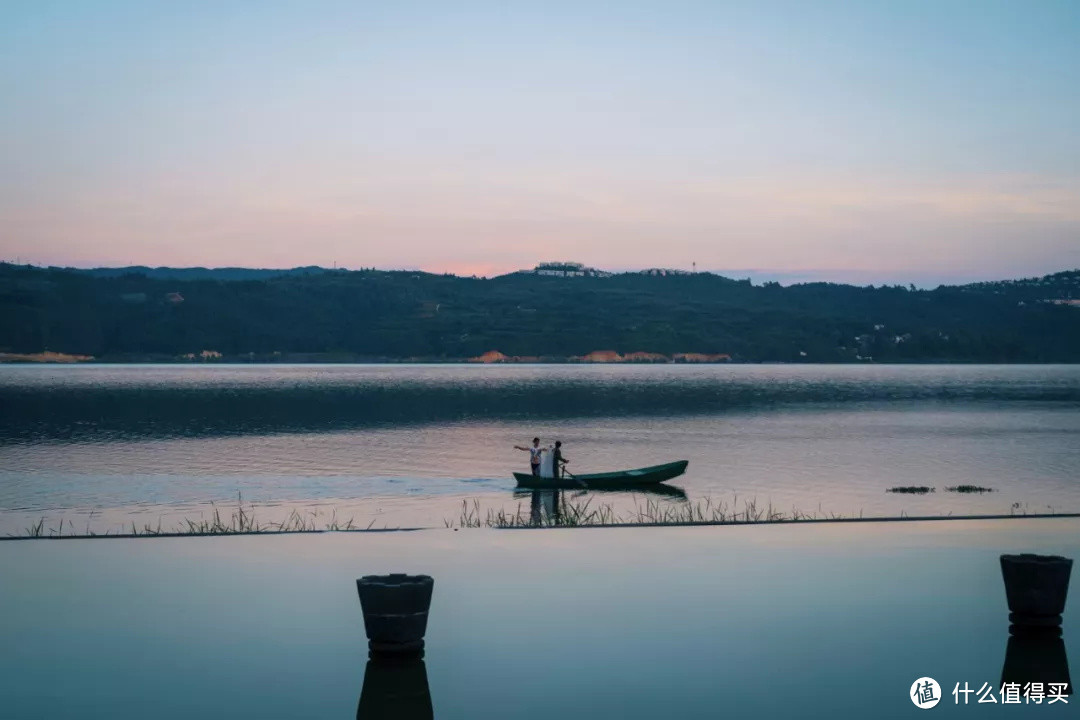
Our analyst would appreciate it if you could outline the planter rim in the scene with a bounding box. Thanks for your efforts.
[358,574,434,585]
[1001,554,1072,564]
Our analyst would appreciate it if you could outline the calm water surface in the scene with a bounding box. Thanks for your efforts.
[1,520,1077,718]
[1,364,1078,533]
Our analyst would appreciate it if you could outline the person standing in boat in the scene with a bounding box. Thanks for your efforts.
[514,437,546,477]
[552,440,569,479]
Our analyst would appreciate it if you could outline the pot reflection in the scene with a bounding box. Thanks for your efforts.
[357,653,433,719]
[1000,628,1072,696]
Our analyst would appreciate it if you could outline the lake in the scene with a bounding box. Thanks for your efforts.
[1,364,1079,534]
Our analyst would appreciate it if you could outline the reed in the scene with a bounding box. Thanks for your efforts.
[442,493,1080,529]
[11,493,363,538]
[441,493,868,529]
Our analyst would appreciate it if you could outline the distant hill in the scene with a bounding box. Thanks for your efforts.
[1,263,1078,362]
[955,270,1080,298]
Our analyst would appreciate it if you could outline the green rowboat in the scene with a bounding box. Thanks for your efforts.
[513,460,688,490]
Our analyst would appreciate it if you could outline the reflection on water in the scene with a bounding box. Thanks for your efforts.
[518,487,688,526]
[3,364,1079,442]
[1001,629,1073,695]
[528,490,560,526]
[358,654,433,720]
[513,484,687,502]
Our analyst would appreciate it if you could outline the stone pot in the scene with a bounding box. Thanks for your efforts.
[1000,554,1072,627]
[356,574,434,655]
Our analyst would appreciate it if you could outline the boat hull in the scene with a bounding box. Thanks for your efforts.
[513,460,688,490]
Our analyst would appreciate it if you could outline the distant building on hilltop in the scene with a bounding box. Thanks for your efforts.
[640,268,692,277]
[529,262,611,278]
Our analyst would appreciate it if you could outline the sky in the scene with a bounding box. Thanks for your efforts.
[1,0,1078,285]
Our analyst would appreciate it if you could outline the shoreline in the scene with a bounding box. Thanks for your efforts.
[4,510,1078,541]
[3,358,1080,366]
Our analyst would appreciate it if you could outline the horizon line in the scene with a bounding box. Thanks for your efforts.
[3,259,1078,289]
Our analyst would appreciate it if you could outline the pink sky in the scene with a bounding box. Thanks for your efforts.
[6,169,1078,284]
[2,2,1078,285]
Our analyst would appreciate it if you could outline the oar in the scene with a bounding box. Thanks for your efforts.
[562,467,588,489]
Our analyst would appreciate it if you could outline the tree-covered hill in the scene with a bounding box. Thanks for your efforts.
[1,263,1078,362]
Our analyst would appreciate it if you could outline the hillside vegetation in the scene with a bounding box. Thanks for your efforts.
[1,263,1078,362]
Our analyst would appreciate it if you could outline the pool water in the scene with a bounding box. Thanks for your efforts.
[0,518,1076,718]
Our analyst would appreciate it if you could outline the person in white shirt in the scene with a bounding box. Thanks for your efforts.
[513,437,545,476]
